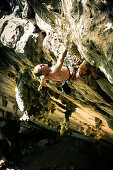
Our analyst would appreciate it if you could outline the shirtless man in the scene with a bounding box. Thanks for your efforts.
[34,49,100,91]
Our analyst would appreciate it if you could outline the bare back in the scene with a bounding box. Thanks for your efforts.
[47,66,70,81]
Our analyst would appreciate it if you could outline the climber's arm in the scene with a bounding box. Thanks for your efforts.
[54,49,67,72]
[38,76,46,91]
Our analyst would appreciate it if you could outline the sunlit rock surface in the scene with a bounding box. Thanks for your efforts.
[0,0,113,168]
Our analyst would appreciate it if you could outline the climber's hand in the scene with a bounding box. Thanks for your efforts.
[38,77,46,91]
[38,85,42,91]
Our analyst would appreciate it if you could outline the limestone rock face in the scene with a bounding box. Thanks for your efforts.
[0,0,113,145]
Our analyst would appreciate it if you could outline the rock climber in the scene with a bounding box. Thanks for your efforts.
[34,48,101,91]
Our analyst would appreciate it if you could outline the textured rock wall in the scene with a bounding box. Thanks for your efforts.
[0,0,113,146]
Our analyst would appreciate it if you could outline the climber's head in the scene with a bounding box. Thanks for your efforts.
[34,64,50,77]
